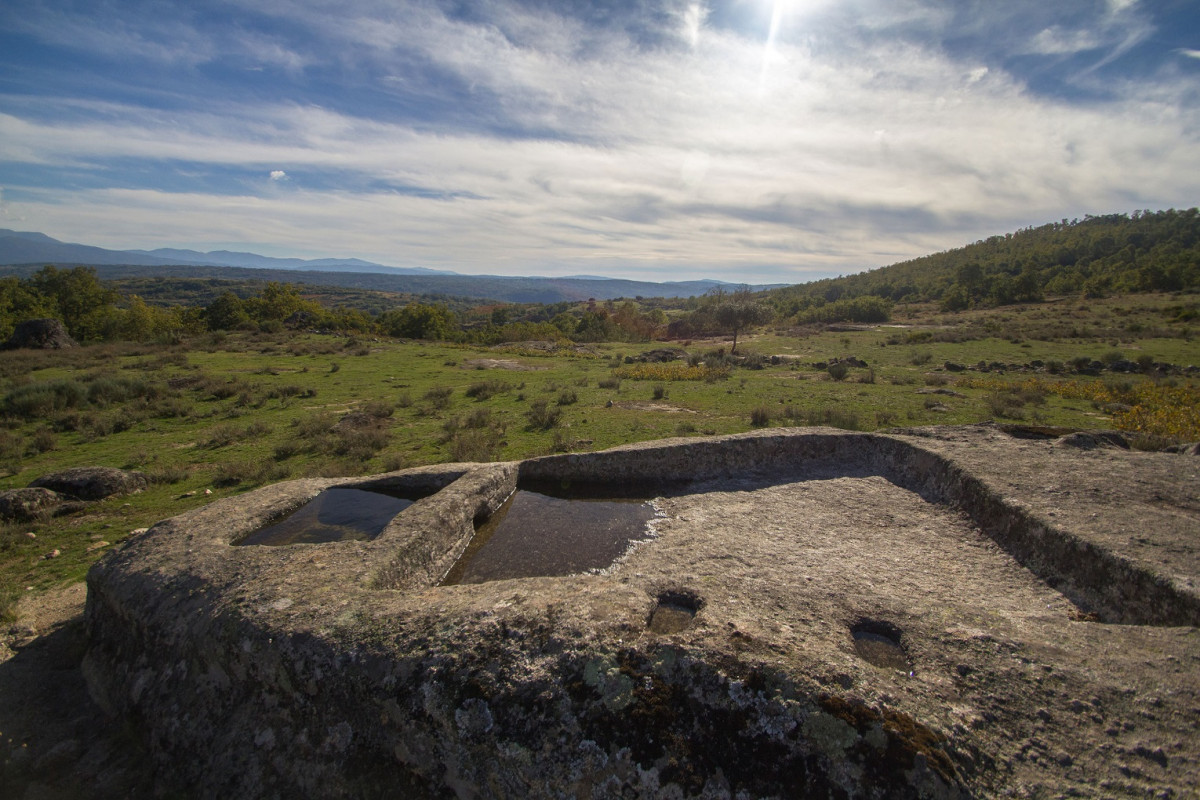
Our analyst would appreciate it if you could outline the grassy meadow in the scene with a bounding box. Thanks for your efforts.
[1,291,1197,619]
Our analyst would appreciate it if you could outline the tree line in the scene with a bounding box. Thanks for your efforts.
[769,208,1199,314]
[1,209,1194,347]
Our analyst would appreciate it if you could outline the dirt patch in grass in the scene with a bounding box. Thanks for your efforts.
[463,358,544,371]
[611,402,698,414]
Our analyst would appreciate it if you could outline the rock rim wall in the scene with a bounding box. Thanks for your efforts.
[83,425,1200,798]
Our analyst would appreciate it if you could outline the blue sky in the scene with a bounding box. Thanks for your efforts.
[1,0,1197,282]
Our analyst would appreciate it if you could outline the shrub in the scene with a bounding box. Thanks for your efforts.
[806,407,860,430]
[422,386,453,410]
[147,463,190,484]
[557,390,578,406]
[4,380,87,419]
[526,399,561,430]
[332,422,391,460]
[1128,433,1173,452]
[750,406,772,427]
[292,411,336,440]
[0,430,25,465]
[87,375,157,406]
[465,408,499,430]
[598,377,622,390]
[361,400,395,419]
[201,423,241,448]
[449,428,503,462]
[273,440,303,461]
[985,391,1025,419]
[83,415,117,441]
[212,459,290,488]
[198,376,246,400]
[267,384,315,402]
[1100,350,1124,366]
[381,452,408,472]
[827,363,849,381]
[652,385,667,400]
[465,379,511,401]
[551,429,578,453]
[243,420,273,437]
[153,398,194,419]
[738,351,767,370]
[28,427,56,454]
[909,350,932,366]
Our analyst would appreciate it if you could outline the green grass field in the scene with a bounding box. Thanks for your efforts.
[1,292,1197,618]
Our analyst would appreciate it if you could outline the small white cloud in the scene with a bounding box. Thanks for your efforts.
[269,170,288,181]
[967,66,989,84]
[1179,49,1200,60]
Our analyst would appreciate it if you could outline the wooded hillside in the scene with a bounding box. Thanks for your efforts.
[771,209,1199,316]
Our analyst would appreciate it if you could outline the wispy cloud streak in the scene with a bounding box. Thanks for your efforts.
[0,0,1196,281]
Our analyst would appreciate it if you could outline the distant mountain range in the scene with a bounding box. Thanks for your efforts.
[0,229,782,303]
[0,229,451,274]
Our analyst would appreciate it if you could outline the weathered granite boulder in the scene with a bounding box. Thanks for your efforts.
[1053,431,1130,450]
[0,487,66,521]
[82,426,1200,798]
[3,318,77,350]
[31,467,148,501]
[625,348,687,363]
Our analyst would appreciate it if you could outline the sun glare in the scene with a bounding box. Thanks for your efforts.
[759,0,792,91]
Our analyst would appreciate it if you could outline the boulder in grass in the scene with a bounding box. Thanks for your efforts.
[3,318,77,350]
[0,487,67,522]
[30,467,148,501]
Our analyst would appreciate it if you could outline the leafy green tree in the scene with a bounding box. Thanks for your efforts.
[243,282,321,324]
[0,277,53,339]
[204,291,252,331]
[378,303,457,340]
[29,266,120,340]
[940,284,970,312]
[573,311,617,342]
[713,289,773,353]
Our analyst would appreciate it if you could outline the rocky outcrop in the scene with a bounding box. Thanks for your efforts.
[625,348,687,363]
[82,426,1200,799]
[2,318,77,350]
[31,467,148,501]
[0,487,68,522]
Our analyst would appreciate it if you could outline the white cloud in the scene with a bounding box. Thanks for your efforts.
[2,0,1197,281]
[1179,49,1200,60]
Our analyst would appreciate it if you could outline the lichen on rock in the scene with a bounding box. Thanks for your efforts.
[81,426,1200,798]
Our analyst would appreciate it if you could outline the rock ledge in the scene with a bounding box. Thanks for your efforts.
[83,426,1200,798]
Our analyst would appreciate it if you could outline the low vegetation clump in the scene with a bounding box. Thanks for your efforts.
[525,399,561,431]
[613,363,728,382]
[958,376,1200,440]
[465,379,512,401]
